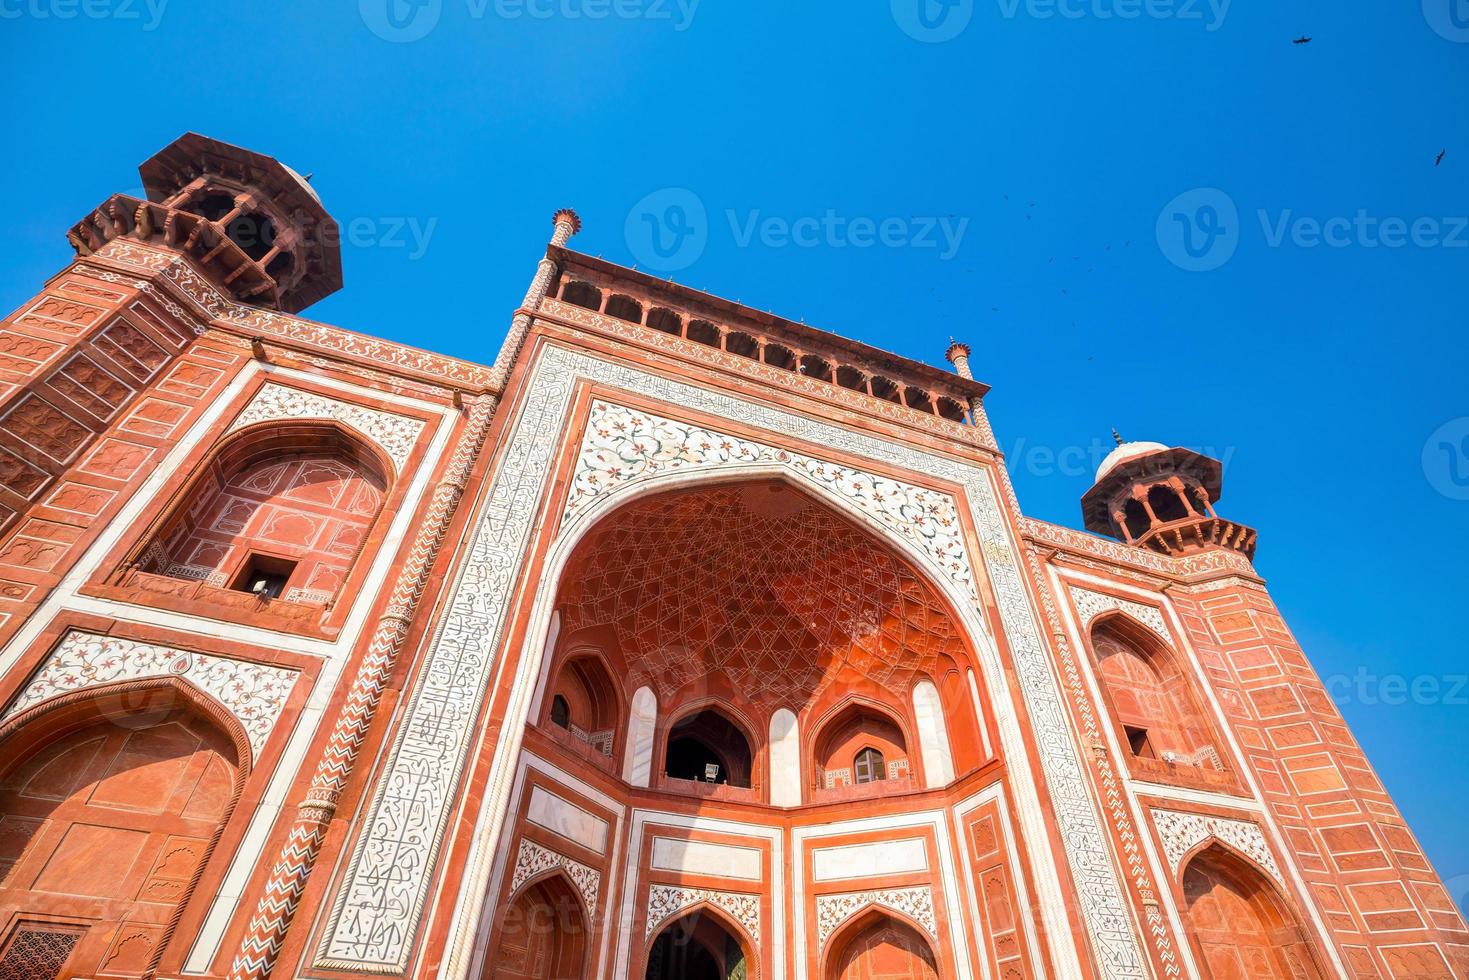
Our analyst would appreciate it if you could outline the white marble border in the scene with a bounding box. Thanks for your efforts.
[0,354,455,975]
[793,810,975,980]
[1051,564,1348,979]
[815,886,936,947]
[3,629,298,759]
[227,381,425,473]
[332,342,1139,977]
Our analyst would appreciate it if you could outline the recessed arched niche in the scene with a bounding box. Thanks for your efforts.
[811,700,914,799]
[546,476,994,804]
[125,421,390,617]
[1180,843,1325,980]
[1086,614,1230,788]
[644,909,752,980]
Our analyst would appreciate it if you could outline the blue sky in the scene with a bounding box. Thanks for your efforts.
[3,0,1467,909]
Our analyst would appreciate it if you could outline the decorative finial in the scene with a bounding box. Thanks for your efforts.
[944,339,972,364]
[1112,428,1124,447]
[551,208,582,236]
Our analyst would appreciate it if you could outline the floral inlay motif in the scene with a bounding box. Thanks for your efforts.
[229,383,424,473]
[1068,586,1171,643]
[508,839,600,917]
[645,885,761,945]
[4,631,298,759]
[568,400,975,600]
[815,887,937,946]
[1151,809,1284,888]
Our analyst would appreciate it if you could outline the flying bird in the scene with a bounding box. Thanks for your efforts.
[1293,35,1312,44]
[1436,150,1447,166]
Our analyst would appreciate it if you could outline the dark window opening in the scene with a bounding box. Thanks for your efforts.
[800,354,834,382]
[605,294,644,322]
[937,397,968,422]
[763,345,797,370]
[231,555,297,600]
[551,694,571,729]
[726,332,759,359]
[561,281,602,311]
[904,387,935,413]
[645,917,743,980]
[664,710,752,788]
[686,319,721,347]
[265,250,294,280]
[191,191,237,221]
[870,376,902,404]
[1148,484,1190,523]
[647,308,683,335]
[836,365,867,392]
[666,737,727,784]
[1125,725,1155,759]
[225,212,277,262]
[1122,498,1151,539]
[854,747,887,784]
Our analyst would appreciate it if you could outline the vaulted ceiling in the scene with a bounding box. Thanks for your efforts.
[556,480,971,713]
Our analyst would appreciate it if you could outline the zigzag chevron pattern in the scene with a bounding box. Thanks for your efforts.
[226,398,494,980]
[1021,545,1183,978]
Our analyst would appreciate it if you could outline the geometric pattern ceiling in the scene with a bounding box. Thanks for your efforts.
[556,480,970,712]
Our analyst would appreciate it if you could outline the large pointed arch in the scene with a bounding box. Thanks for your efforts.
[429,384,1077,980]
[483,867,591,980]
[119,418,392,610]
[642,901,759,980]
[1179,842,1326,980]
[822,907,942,980]
[0,679,249,977]
[1086,611,1226,776]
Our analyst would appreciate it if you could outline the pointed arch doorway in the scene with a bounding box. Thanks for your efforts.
[644,910,751,980]
[1181,843,1325,980]
[827,912,940,980]
[484,872,589,980]
[0,683,245,976]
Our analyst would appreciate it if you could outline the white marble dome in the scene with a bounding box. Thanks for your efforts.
[1095,440,1170,482]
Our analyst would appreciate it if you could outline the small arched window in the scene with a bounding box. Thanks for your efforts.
[853,747,886,784]
[550,694,571,730]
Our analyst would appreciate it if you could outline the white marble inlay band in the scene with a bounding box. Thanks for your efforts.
[321,344,1145,978]
[229,381,425,473]
[3,630,298,759]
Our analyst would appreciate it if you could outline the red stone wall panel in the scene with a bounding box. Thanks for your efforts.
[1169,582,1469,978]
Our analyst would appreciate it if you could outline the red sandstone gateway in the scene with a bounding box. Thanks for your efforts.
[0,133,1461,980]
